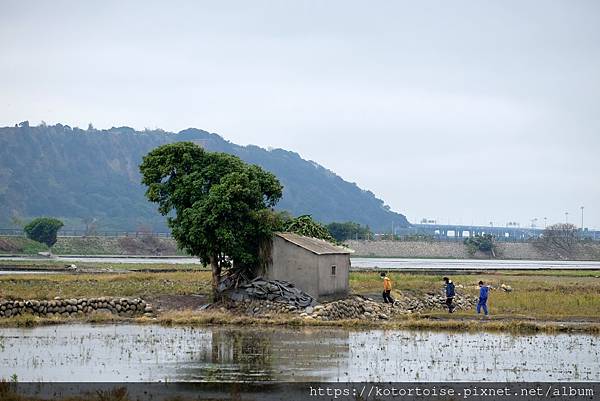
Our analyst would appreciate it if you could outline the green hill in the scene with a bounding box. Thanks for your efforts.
[0,123,409,232]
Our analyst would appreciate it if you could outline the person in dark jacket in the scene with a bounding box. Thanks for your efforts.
[477,280,490,316]
[443,277,455,313]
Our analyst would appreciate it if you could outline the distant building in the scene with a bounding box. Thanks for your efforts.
[264,232,352,300]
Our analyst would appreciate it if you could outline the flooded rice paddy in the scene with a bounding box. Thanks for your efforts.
[0,324,598,382]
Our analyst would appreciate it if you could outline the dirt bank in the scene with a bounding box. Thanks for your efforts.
[0,235,182,256]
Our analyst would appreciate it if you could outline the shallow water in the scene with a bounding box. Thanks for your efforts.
[0,324,598,382]
[2,256,600,272]
[351,257,600,270]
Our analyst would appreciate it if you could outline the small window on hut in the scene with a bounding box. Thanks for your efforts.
[331,265,337,276]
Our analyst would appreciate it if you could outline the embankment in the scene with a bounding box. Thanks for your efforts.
[0,235,181,256]
[0,297,153,318]
[345,240,600,260]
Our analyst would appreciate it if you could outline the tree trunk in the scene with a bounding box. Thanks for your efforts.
[210,254,222,302]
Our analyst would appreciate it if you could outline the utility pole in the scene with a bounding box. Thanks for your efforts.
[581,206,584,230]
[565,211,569,224]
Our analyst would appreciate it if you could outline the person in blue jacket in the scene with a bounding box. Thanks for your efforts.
[443,277,455,313]
[477,280,491,316]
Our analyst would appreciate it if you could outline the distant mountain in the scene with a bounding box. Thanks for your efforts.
[0,123,409,232]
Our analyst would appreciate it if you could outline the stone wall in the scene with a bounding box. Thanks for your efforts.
[346,240,470,258]
[0,297,153,318]
[345,240,600,260]
[53,236,179,255]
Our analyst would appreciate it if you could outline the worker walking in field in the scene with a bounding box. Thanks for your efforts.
[381,272,394,305]
[443,277,455,313]
[477,280,491,316]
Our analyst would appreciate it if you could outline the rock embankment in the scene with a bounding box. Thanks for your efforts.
[214,298,300,317]
[303,296,394,321]
[0,297,154,318]
[216,292,478,321]
[303,293,477,321]
[393,292,477,313]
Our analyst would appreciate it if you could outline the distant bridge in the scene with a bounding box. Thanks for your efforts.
[394,224,600,241]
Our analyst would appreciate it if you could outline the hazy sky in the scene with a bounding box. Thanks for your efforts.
[1,1,599,228]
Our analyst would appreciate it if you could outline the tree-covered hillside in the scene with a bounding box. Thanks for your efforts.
[0,123,409,232]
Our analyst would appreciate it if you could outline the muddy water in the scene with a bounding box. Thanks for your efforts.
[0,324,598,382]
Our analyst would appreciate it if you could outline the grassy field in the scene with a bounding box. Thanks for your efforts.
[1,269,599,321]
[0,272,210,299]
[2,306,599,334]
[351,270,600,319]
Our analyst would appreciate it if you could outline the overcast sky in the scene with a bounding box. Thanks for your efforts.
[1,0,599,229]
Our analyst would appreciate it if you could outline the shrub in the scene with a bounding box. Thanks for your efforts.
[285,215,336,243]
[464,234,495,257]
[23,217,64,247]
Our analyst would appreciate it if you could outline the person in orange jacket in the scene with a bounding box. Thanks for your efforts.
[381,272,394,304]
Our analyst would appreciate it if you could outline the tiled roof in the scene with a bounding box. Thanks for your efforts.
[275,232,353,255]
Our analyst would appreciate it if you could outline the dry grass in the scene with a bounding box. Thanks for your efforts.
[0,381,137,401]
[351,271,600,319]
[1,270,599,330]
[146,309,600,334]
[1,307,599,334]
[0,271,212,300]
[0,311,133,328]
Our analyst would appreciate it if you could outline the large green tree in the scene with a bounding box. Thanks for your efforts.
[139,142,283,299]
[23,217,64,247]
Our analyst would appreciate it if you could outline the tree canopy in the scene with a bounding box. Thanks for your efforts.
[534,223,578,259]
[284,215,336,243]
[23,217,64,247]
[464,233,495,257]
[139,142,283,299]
[326,221,372,241]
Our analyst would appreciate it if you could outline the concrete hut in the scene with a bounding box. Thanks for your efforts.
[264,232,352,300]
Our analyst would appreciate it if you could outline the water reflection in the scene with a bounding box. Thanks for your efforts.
[187,329,278,381]
[178,328,351,381]
[0,324,597,382]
